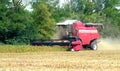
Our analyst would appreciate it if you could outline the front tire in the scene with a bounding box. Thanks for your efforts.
[90,41,98,50]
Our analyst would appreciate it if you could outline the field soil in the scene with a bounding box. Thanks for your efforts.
[0,39,119,71]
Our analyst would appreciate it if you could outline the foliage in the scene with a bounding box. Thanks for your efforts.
[0,0,36,44]
[102,0,120,37]
[32,2,55,40]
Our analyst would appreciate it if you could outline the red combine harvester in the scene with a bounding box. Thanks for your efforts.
[32,20,103,51]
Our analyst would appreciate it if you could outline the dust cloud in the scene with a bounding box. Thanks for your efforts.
[98,38,120,50]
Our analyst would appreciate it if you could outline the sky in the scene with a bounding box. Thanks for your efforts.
[60,0,67,4]
[23,0,66,11]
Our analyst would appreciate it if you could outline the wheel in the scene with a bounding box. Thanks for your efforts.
[90,41,98,50]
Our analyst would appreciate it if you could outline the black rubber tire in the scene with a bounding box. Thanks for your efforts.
[90,41,98,50]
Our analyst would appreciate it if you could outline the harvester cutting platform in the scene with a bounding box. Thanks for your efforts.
[32,20,103,51]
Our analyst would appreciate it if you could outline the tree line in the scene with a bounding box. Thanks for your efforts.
[0,0,120,44]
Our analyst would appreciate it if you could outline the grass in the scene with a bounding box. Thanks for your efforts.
[0,45,67,53]
[0,45,119,71]
[0,50,119,71]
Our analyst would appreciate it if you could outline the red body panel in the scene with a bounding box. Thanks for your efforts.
[73,22,99,45]
[71,40,83,51]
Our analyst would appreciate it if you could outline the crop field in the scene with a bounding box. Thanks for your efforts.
[0,39,119,71]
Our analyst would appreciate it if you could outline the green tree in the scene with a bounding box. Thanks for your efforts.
[0,0,12,42]
[32,3,55,40]
[102,0,120,37]
[0,0,36,44]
